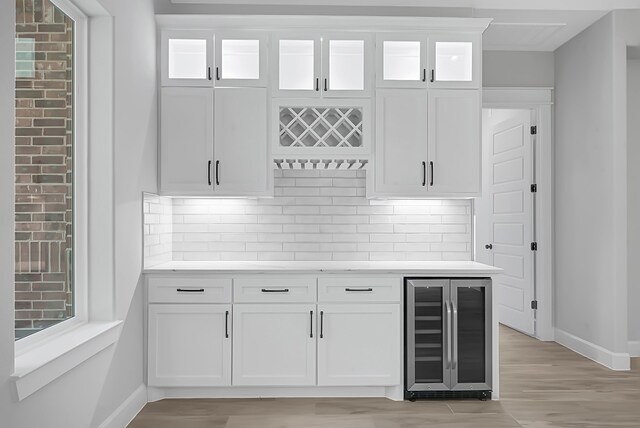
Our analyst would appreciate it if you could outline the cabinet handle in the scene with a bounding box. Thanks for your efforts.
[215,160,220,185]
[446,300,452,369]
[345,287,373,292]
[422,161,426,186]
[261,288,290,293]
[430,69,435,83]
[208,67,212,81]
[429,161,434,186]
[324,78,328,92]
[320,310,324,338]
[310,310,313,338]
[452,299,458,369]
[216,66,220,81]
[176,288,205,293]
[422,69,427,82]
[315,78,319,92]
[225,310,229,338]
[207,160,212,186]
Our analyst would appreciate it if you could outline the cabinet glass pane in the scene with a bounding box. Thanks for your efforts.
[413,286,444,383]
[221,39,260,80]
[383,41,421,81]
[279,40,314,90]
[329,40,364,91]
[168,39,207,80]
[456,286,485,384]
[435,42,472,82]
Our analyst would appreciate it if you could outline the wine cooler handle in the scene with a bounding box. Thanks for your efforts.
[446,300,452,369]
[452,299,458,370]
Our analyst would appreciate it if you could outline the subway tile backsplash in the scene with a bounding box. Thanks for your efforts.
[143,170,472,267]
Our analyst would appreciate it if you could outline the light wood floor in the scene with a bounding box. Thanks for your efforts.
[130,326,640,427]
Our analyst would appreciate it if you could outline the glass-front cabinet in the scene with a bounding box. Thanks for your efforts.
[273,33,322,97]
[322,33,372,97]
[427,33,480,89]
[161,30,214,87]
[215,32,268,87]
[376,34,427,88]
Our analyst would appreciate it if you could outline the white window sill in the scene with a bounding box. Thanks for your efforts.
[12,321,123,400]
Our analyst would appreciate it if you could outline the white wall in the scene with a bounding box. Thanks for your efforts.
[0,0,157,426]
[627,59,640,353]
[483,51,555,88]
[554,12,629,363]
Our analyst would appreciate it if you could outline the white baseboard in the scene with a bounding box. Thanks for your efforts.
[629,341,640,357]
[98,384,147,428]
[554,328,630,370]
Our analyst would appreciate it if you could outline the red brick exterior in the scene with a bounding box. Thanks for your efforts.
[14,0,74,339]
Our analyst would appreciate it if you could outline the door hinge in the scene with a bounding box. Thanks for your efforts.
[531,126,537,135]
[531,242,538,251]
[531,184,537,193]
[531,300,538,310]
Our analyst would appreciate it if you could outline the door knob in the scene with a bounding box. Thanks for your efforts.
[485,244,493,250]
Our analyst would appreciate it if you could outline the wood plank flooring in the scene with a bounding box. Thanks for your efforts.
[130,326,640,427]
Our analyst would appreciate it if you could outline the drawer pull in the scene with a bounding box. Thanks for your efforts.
[225,310,229,339]
[345,287,373,292]
[176,288,205,293]
[261,288,290,293]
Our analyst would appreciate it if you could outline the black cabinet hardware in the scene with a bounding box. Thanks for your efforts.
[430,69,435,83]
[225,310,229,338]
[345,287,373,292]
[310,310,313,338]
[422,161,426,186]
[208,67,212,81]
[176,288,205,293]
[261,288,290,293]
[484,244,493,250]
[429,161,434,186]
[320,310,324,338]
[216,67,220,80]
[315,78,319,91]
[208,160,212,185]
[324,78,328,92]
[422,69,427,82]
[215,160,220,185]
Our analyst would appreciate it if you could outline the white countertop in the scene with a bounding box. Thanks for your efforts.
[144,260,502,275]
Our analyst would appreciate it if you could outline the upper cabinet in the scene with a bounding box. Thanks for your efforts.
[161,30,214,87]
[214,32,268,87]
[376,32,480,89]
[272,32,372,98]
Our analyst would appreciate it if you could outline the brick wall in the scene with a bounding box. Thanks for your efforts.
[143,170,472,265]
[14,0,74,339]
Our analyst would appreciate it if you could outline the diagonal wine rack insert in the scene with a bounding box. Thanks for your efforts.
[279,106,363,149]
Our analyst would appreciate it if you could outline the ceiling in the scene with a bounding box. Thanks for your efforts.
[161,0,640,51]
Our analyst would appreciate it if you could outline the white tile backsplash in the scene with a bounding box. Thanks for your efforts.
[143,170,472,266]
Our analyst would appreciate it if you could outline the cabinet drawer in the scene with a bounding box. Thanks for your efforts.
[148,277,232,303]
[233,277,317,303]
[318,277,401,303]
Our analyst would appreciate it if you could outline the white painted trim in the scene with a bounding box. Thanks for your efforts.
[12,321,122,400]
[629,341,640,357]
[555,328,631,371]
[481,88,554,342]
[97,384,148,428]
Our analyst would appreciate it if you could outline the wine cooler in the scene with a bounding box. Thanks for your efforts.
[405,278,492,400]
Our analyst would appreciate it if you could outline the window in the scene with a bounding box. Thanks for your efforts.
[14,0,76,340]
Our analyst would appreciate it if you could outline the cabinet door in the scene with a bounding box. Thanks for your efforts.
[161,30,213,87]
[214,32,267,87]
[322,33,372,98]
[427,90,480,195]
[233,304,316,386]
[160,87,214,195]
[148,304,231,387]
[450,280,492,391]
[273,33,321,98]
[405,279,450,392]
[374,89,428,197]
[427,34,480,89]
[317,304,400,386]
[376,34,427,88]
[214,87,270,196]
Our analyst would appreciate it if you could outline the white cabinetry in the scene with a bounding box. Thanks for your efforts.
[161,30,214,87]
[159,87,269,196]
[427,33,480,89]
[214,32,268,87]
[376,34,427,88]
[317,304,400,386]
[232,304,317,386]
[148,304,231,387]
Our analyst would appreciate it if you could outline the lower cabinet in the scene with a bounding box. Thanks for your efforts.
[148,304,232,387]
[232,303,316,386]
[317,304,401,386]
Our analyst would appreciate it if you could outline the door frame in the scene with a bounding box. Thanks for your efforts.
[481,88,554,342]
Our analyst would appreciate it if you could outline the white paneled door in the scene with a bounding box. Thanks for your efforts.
[477,109,535,335]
